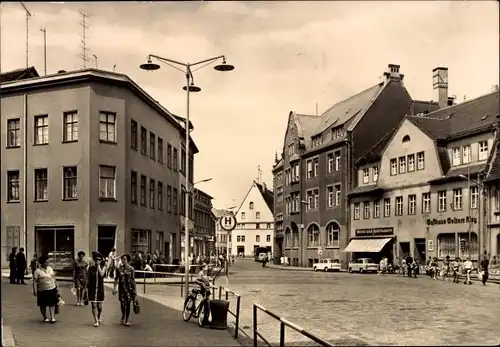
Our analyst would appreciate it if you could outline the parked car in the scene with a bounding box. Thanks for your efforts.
[256,253,267,262]
[313,258,342,272]
[348,258,379,274]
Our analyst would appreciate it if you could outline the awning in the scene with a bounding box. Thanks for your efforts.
[343,238,392,253]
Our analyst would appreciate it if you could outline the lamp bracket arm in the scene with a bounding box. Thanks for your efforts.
[190,55,225,67]
[149,54,187,68]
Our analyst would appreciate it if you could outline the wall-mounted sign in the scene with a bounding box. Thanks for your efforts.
[355,227,394,237]
[427,239,434,252]
[426,216,477,227]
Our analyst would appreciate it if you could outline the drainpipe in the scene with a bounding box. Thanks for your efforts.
[23,94,28,257]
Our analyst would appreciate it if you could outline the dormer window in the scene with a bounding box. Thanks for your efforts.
[462,145,471,164]
[452,147,461,166]
[249,202,254,210]
[288,143,296,156]
[478,141,488,161]
[363,168,370,184]
[402,135,410,143]
[372,167,379,181]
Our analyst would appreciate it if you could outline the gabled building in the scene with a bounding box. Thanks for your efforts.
[272,64,438,267]
[232,181,274,257]
[348,85,499,265]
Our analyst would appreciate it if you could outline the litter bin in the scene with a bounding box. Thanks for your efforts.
[209,300,229,330]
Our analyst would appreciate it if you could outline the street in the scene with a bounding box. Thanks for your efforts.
[1,278,235,347]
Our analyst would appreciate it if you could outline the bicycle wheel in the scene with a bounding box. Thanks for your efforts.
[198,302,206,327]
[182,297,195,322]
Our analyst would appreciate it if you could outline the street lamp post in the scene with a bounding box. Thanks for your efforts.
[140,55,234,299]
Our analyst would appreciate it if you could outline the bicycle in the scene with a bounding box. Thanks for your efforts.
[182,285,212,327]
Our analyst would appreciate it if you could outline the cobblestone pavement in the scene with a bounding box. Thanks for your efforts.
[143,260,500,346]
[1,279,235,347]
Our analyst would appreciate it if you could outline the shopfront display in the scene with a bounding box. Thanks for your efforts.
[35,226,75,270]
[344,227,394,263]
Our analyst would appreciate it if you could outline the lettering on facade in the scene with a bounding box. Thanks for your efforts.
[426,216,478,226]
[355,227,394,237]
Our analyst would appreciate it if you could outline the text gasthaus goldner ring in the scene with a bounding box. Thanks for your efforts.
[219,213,237,232]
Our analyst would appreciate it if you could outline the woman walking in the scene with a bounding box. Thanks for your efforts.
[32,255,58,323]
[88,252,106,327]
[73,251,89,306]
[113,254,137,326]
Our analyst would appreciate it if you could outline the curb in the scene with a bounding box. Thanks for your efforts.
[2,325,16,347]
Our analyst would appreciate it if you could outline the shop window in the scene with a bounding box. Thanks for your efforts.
[437,234,455,258]
[458,232,478,260]
[132,229,150,253]
[36,226,75,270]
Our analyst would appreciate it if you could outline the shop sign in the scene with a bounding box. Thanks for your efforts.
[426,216,477,226]
[355,227,394,237]
[428,239,434,252]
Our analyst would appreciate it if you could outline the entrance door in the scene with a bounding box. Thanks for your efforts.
[414,238,426,263]
[98,226,116,257]
[237,246,245,256]
[164,242,170,264]
[400,242,410,258]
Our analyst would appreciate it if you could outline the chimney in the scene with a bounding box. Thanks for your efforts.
[432,67,448,109]
[262,182,267,192]
[383,64,404,83]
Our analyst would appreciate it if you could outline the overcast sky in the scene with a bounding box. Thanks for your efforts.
[1,1,499,209]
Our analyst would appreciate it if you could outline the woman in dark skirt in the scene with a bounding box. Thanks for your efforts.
[73,251,89,306]
[113,254,137,326]
[32,255,58,323]
[88,251,106,327]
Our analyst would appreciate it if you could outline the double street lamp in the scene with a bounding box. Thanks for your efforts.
[140,54,234,298]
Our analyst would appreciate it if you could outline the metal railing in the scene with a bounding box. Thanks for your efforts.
[253,303,334,347]
[218,286,241,338]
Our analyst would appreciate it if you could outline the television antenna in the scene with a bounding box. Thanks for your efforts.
[77,10,92,69]
[20,2,32,69]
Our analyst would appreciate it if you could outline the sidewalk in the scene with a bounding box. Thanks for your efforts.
[2,279,236,347]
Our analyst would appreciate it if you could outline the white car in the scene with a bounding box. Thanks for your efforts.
[348,258,379,274]
[313,258,342,272]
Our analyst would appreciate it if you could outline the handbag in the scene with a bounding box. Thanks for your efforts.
[83,289,89,306]
[133,299,140,314]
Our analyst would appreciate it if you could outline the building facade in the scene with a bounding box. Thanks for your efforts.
[232,181,274,257]
[213,208,230,255]
[348,86,499,265]
[484,130,500,258]
[192,188,214,257]
[1,68,199,269]
[272,64,438,267]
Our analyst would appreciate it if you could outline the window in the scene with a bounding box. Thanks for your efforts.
[292,164,300,182]
[180,148,186,175]
[241,235,246,242]
[307,224,320,247]
[292,230,299,247]
[374,200,380,218]
[314,158,319,177]
[438,190,447,212]
[422,192,431,213]
[131,171,137,204]
[249,202,254,210]
[256,223,260,229]
[99,111,116,143]
[395,196,403,216]
[437,234,455,258]
[256,212,260,219]
[166,185,172,212]
[63,111,78,142]
[417,152,425,170]
[266,235,271,242]
[307,190,314,209]
[407,154,415,172]
[288,143,295,156]
[372,167,379,181]
[363,168,370,184]
[158,182,163,210]
[390,159,397,175]
[334,152,341,171]
[173,188,178,214]
[267,223,272,229]
[256,235,260,242]
[452,147,461,166]
[384,198,391,217]
[453,188,462,210]
[63,166,77,200]
[7,119,20,147]
[237,236,241,242]
[7,171,20,202]
[307,158,319,178]
[34,168,48,201]
[326,223,340,247]
[149,132,156,160]
[327,186,334,207]
[284,230,291,248]
[478,141,488,160]
[173,148,178,171]
[398,156,406,174]
[140,127,147,155]
[363,201,370,219]
[470,186,479,209]
[241,212,246,220]
[327,153,334,173]
[408,194,416,215]
[314,188,319,209]
[140,175,146,206]
[99,166,116,200]
[353,202,360,220]
[34,115,49,145]
[131,120,138,150]
[334,185,341,207]
[167,144,173,168]
[462,145,471,164]
[402,135,410,143]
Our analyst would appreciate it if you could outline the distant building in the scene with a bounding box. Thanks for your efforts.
[192,188,214,256]
[232,181,274,257]
[213,208,231,255]
[1,68,199,268]
[484,126,500,258]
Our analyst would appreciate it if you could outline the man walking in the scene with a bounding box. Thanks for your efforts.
[480,255,489,285]
[16,247,27,285]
